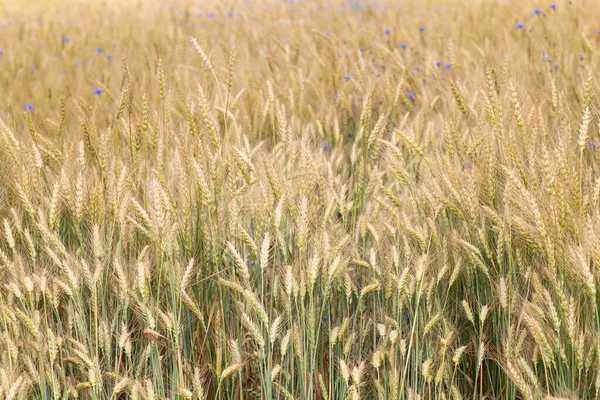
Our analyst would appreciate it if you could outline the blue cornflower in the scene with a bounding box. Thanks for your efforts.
[106,54,113,61]
[63,36,71,43]
[402,314,412,323]
[550,4,556,9]
[96,47,103,55]
[0,50,3,56]
[384,29,391,35]
[323,315,330,323]
[344,75,351,81]
[554,64,559,71]
[227,10,233,17]
[436,61,442,67]
[589,141,597,151]
[323,144,330,152]
[444,63,451,70]
[407,91,416,99]
[208,12,215,19]
[465,161,473,169]
[516,23,525,29]
[24,103,34,111]
[400,43,407,49]
[93,88,104,95]
[418,26,425,32]
[533,8,543,15]
[597,30,600,35]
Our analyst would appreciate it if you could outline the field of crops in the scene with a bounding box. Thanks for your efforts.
[1,0,600,398]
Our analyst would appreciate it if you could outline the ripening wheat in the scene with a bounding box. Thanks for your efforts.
[1,0,600,399]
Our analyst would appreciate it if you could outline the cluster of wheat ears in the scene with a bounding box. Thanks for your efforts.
[1,0,600,399]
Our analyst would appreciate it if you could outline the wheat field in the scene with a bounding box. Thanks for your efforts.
[1,0,600,398]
